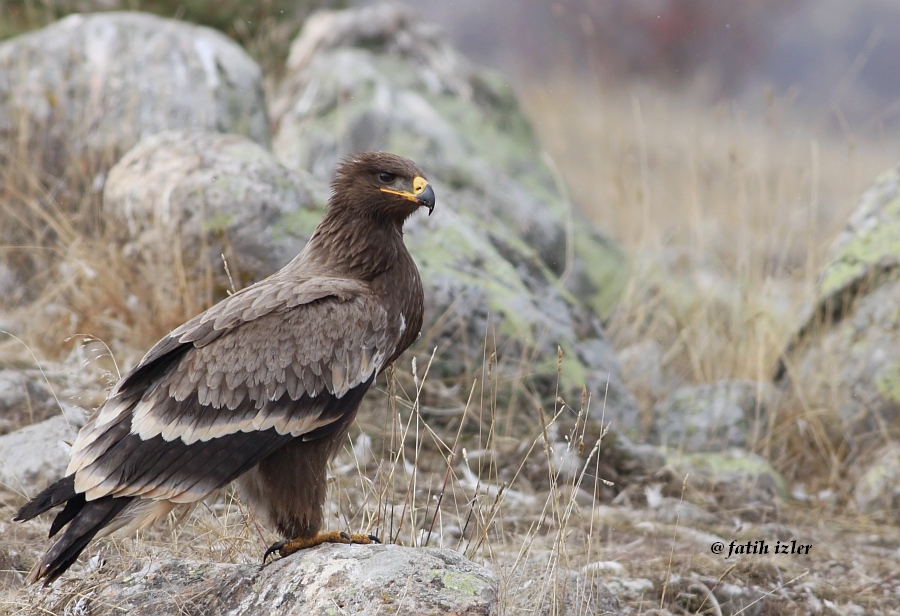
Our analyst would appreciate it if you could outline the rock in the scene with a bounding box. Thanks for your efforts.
[853,443,900,518]
[617,339,678,427]
[541,572,622,616]
[504,563,621,615]
[0,405,86,495]
[24,545,498,616]
[601,577,656,606]
[677,579,768,616]
[270,3,638,434]
[0,12,269,173]
[779,165,900,440]
[645,484,719,525]
[103,130,318,294]
[613,433,668,477]
[0,368,60,435]
[665,449,787,522]
[648,380,775,452]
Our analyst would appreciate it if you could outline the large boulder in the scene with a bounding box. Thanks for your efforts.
[778,165,900,440]
[0,12,269,172]
[648,380,774,452]
[20,545,498,616]
[270,3,638,434]
[0,405,86,495]
[103,130,318,294]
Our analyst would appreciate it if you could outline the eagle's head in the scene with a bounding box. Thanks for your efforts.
[331,152,436,223]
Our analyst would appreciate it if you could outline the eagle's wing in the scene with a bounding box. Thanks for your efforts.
[65,276,396,504]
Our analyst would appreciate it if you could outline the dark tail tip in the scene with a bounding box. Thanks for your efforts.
[26,496,132,585]
[14,475,77,523]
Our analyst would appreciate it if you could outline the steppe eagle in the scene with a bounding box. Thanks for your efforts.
[15,151,435,584]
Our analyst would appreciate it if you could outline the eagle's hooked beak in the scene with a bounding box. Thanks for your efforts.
[380,176,436,215]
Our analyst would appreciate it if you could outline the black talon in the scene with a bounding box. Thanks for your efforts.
[339,531,352,543]
[368,534,381,544]
[263,539,287,564]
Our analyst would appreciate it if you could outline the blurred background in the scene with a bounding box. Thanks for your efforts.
[397,0,900,139]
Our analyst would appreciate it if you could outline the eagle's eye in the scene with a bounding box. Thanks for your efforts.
[378,172,396,183]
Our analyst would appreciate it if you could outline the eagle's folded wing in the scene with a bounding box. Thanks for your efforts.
[65,277,394,504]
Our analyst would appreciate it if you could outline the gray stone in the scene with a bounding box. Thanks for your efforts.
[0,368,59,436]
[24,544,498,616]
[779,165,900,440]
[854,443,900,518]
[0,405,86,495]
[649,380,774,452]
[540,571,622,616]
[612,433,667,477]
[103,130,318,294]
[647,493,719,525]
[0,12,269,173]
[504,563,622,616]
[617,339,675,400]
[681,580,768,616]
[270,3,638,434]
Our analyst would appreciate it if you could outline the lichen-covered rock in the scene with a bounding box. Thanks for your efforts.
[23,545,498,616]
[779,165,900,439]
[0,12,269,172]
[853,443,900,518]
[648,380,774,452]
[0,405,86,495]
[270,3,638,434]
[666,449,787,522]
[103,131,318,294]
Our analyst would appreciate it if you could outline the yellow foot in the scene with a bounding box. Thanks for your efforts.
[263,531,380,563]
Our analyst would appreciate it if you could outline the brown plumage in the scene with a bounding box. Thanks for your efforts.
[15,152,435,585]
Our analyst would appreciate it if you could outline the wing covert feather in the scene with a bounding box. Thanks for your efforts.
[68,276,399,504]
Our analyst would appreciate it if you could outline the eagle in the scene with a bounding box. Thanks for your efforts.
[15,151,436,585]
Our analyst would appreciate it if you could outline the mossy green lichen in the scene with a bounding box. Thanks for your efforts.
[200,210,236,234]
[667,451,788,499]
[437,569,482,596]
[876,361,900,404]
[819,217,900,297]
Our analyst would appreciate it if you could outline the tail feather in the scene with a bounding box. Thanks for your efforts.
[48,493,87,538]
[27,496,133,585]
[14,475,77,523]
